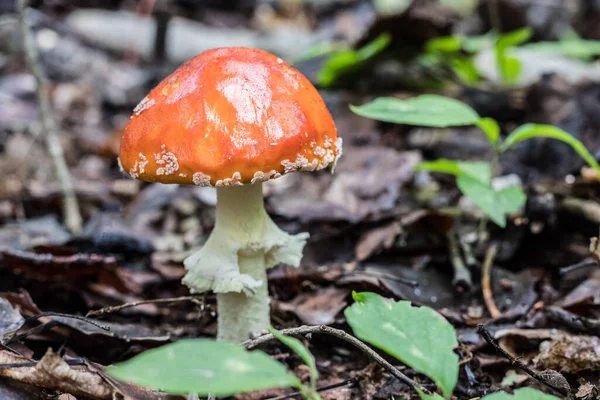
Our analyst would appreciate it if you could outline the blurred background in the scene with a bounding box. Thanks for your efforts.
[1,1,600,399]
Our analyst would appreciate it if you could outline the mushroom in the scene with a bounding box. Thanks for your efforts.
[119,47,341,341]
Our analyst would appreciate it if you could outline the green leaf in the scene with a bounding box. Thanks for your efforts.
[269,327,320,398]
[356,33,392,61]
[350,95,480,127]
[501,123,600,178]
[495,28,532,84]
[345,292,459,398]
[426,36,464,54]
[482,388,560,400]
[476,117,500,147]
[106,339,301,396]
[497,28,532,49]
[318,33,390,87]
[456,175,526,227]
[417,387,445,400]
[449,56,481,85]
[415,159,492,185]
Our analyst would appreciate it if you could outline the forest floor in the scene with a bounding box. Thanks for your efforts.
[1,1,600,399]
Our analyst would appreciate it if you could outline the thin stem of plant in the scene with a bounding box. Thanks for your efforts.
[17,0,82,233]
[481,243,501,318]
[86,295,204,317]
[243,325,433,396]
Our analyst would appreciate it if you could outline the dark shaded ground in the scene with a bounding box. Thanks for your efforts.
[1,1,600,399]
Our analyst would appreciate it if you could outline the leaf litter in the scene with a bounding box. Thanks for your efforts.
[1,0,600,399]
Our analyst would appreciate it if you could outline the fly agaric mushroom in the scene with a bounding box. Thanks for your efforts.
[119,47,341,341]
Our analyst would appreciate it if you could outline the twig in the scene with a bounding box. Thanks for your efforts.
[17,0,82,233]
[447,232,473,292]
[0,358,86,370]
[265,377,358,400]
[3,312,110,345]
[86,295,204,317]
[26,312,110,331]
[243,325,432,396]
[544,306,600,336]
[559,260,597,276]
[477,325,569,397]
[481,244,501,318]
[560,197,600,224]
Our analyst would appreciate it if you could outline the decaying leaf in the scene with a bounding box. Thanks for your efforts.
[268,148,421,223]
[0,348,166,400]
[0,298,25,341]
[279,287,349,325]
[534,335,600,373]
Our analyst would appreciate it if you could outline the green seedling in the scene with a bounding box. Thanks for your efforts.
[351,94,599,227]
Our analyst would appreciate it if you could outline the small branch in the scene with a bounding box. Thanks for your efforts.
[477,325,569,397]
[481,244,501,318]
[560,197,600,224]
[559,260,597,276]
[17,0,82,233]
[544,306,600,336]
[243,325,432,396]
[265,377,358,400]
[0,358,86,370]
[26,312,111,331]
[86,295,204,317]
[4,312,110,345]
[447,232,472,292]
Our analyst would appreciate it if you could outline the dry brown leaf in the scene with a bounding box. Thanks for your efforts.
[534,335,600,373]
[0,349,112,399]
[0,348,167,400]
[279,287,349,325]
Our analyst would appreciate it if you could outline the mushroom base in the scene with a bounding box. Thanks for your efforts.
[182,183,308,341]
[217,251,269,342]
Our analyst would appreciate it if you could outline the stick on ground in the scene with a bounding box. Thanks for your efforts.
[477,324,570,397]
[17,0,82,233]
[243,325,433,396]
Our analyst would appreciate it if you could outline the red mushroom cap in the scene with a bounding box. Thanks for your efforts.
[119,47,340,186]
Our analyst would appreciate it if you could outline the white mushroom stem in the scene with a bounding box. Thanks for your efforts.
[182,183,308,342]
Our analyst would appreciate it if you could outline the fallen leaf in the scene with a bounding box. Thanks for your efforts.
[535,335,600,373]
[279,287,349,325]
[0,297,25,341]
[269,148,421,223]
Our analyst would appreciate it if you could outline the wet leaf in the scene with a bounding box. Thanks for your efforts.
[345,292,458,398]
[107,339,301,396]
[350,95,480,128]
